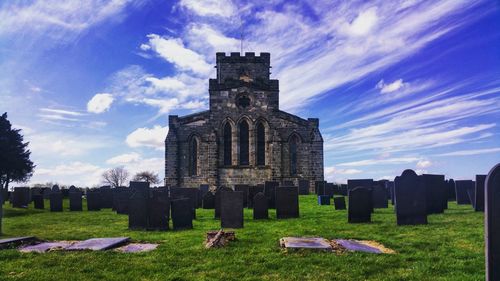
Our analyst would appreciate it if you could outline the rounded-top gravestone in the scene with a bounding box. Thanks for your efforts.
[486,163,500,281]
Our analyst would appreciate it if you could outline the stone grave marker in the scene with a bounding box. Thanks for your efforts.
[0,236,37,249]
[128,187,149,230]
[202,192,215,209]
[318,195,330,205]
[264,181,279,209]
[280,237,332,251]
[386,181,395,205]
[395,169,427,225]
[298,180,310,195]
[171,198,193,230]
[99,186,114,209]
[221,191,244,228]
[333,197,346,210]
[348,187,371,223]
[67,237,130,251]
[455,180,473,205]
[33,194,44,209]
[467,183,476,209]
[69,191,83,211]
[348,179,374,212]
[0,190,2,234]
[446,179,456,201]
[148,190,170,231]
[486,163,500,281]
[50,192,63,212]
[422,174,446,214]
[276,186,299,219]
[282,180,294,186]
[325,183,335,197]
[215,187,232,218]
[20,242,72,253]
[52,185,60,192]
[248,185,264,208]
[315,181,325,195]
[86,190,102,211]
[253,192,268,219]
[234,184,250,207]
[12,187,30,208]
[113,188,131,214]
[170,187,198,218]
[475,174,486,212]
[372,184,388,209]
[43,188,51,200]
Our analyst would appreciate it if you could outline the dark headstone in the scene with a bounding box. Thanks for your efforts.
[202,192,215,209]
[333,197,346,210]
[348,187,372,223]
[422,174,446,214]
[315,181,325,195]
[0,191,2,234]
[467,182,476,208]
[325,183,335,197]
[486,163,500,281]
[69,191,83,211]
[248,185,264,208]
[455,180,473,205]
[386,181,395,205]
[171,198,193,230]
[253,192,268,219]
[475,175,487,212]
[49,192,63,212]
[51,185,60,192]
[215,187,232,218]
[318,195,330,205]
[446,179,456,201]
[348,179,374,212]
[148,190,170,231]
[264,181,278,209]
[170,187,198,218]
[234,184,249,207]
[372,184,388,209]
[221,191,244,228]
[12,187,30,208]
[113,188,131,214]
[99,186,114,209]
[43,188,51,199]
[199,184,209,207]
[276,186,299,219]
[33,194,44,209]
[298,180,310,195]
[128,187,149,230]
[395,170,427,225]
[86,190,102,211]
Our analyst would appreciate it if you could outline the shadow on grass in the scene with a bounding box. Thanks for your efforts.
[3,207,45,218]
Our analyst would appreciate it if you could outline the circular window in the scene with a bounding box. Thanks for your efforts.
[236,95,251,109]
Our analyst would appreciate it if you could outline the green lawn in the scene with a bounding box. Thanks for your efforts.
[0,196,484,281]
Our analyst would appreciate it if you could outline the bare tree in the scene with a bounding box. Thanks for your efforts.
[102,167,129,187]
[133,171,160,184]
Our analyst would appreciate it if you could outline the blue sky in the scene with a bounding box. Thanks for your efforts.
[0,0,499,186]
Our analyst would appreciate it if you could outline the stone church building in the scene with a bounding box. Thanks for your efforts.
[164,52,323,188]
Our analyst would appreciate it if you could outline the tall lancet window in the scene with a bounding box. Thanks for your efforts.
[290,135,299,176]
[256,122,266,166]
[224,122,232,166]
[239,120,250,166]
[189,137,199,176]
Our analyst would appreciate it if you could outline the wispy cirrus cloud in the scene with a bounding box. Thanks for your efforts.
[435,147,500,157]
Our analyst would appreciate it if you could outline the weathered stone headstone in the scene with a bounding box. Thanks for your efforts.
[248,185,264,208]
[199,184,209,207]
[234,184,249,207]
[99,186,114,209]
[446,179,456,201]
[215,187,232,218]
[253,192,268,219]
[333,196,346,210]
[348,179,374,212]
[69,191,83,211]
[148,190,170,231]
[221,191,244,228]
[422,174,446,214]
[50,192,63,212]
[318,195,330,205]
[455,180,473,205]
[128,187,149,230]
[113,187,130,214]
[475,175,487,212]
[372,184,388,209]
[33,194,44,209]
[395,169,427,225]
[298,180,310,195]
[12,187,30,208]
[171,198,193,230]
[315,181,325,195]
[264,181,279,209]
[325,183,335,197]
[170,187,198,218]
[348,187,372,223]
[467,182,476,209]
[202,192,215,209]
[276,186,299,219]
[52,185,60,192]
[43,188,51,199]
[386,181,395,205]
[486,163,500,281]
[86,190,101,211]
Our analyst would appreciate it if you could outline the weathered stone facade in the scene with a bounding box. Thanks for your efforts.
[165,52,323,189]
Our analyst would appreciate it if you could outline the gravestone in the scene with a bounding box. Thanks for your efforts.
[12,187,30,208]
[52,185,60,192]
[395,169,427,225]
[215,187,232,218]
[148,190,170,231]
[67,237,130,251]
[333,197,346,210]
[386,181,395,205]
[68,185,77,193]
[298,180,310,195]
[455,180,473,205]
[50,192,63,212]
[0,191,2,234]
[348,179,374,212]
[99,186,114,209]
[325,183,335,198]
[69,191,83,211]
[253,192,268,219]
[467,183,476,209]
[485,163,500,281]
[422,174,446,214]
[340,184,348,196]
[113,188,131,214]
[264,181,279,209]
[318,195,330,205]
[372,184,388,209]
[199,184,209,207]
[282,180,294,186]
[33,194,44,209]
[170,187,198,218]
[248,185,264,208]
[234,184,249,207]
[43,188,51,199]
[202,192,215,209]
[128,186,149,230]
[446,179,456,201]
[171,198,193,230]
[220,191,244,228]
[276,186,299,219]
[315,181,325,195]
[86,190,102,211]
[348,187,372,223]
[475,175,486,212]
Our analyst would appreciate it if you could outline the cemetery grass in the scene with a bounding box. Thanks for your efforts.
[0,196,483,281]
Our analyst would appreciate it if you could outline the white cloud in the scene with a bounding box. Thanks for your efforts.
[32,161,105,186]
[340,7,379,37]
[106,152,142,165]
[27,131,111,157]
[416,159,432,168]
[376,79,407,94]
[435,147,500,157]
[126,125,169,150]
[87,93,114,113]
[178,0,236,18]
[338,157,421,167]
[40,108,85,116]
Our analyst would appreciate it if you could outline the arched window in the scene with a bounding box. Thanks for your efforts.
[223,122,232,166]
[239,120,249,165]
[189,137,199,176]
[290,135,299,176]
[256,122,265,166]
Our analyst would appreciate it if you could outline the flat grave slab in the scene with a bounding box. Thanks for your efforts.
[115,243,158,253]
[19,242,73,253]
[0,236,37,249]
[66,237,130,251]
[335,239,382,253]
[280,237,332,250]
